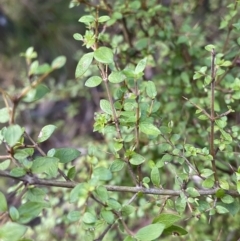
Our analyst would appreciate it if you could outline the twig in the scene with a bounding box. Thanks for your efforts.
[210,49,218,185]
[0,170,239,196]
[182,96,211,120]
[134,79,142,186]
[100,64,138,186]
[215,109,233,119]
[94,224,114,241]
[17,71,53,101]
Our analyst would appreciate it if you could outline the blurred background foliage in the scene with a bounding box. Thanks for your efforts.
[1,0,240,240]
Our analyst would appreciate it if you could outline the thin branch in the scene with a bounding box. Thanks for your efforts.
[94,224,114,241]
[134,79,142,186]
[210,49,218,185]
[100,64,138,186]
[215,109,234,119]
[17,71,53,101]
[182,96,211,120]
[0,155,11,160]
[91,194,134,236]
[0,170,239,196]
[158,196,170,214]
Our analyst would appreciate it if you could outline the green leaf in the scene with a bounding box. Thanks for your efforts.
[151,167,160,186]
[161,154,172,162]
[9,206,19,221]
[0,191,7,212]
[113,141,123,152]
[219,180,229,190]
[10,167,26,177]
[163,225,188,236]
[75,52,94,78]
[31,157,59,177]
[25,46,37,59]
[170,134,180,143]
[94,47,113,64]
[219,129,232,142]
[193,72,203,80]
[145,81,157,98]
[219,199,240,216]
[139,122,161,136]
[129,153,145,165]
[67,210,81,222]
[4,125,23,147]
[70,183,89,203]
[101,209,115,224]
[0,108,10,123]
[205,44,215,51]
[18,201,48,224]
[153,213,181,228]
[14,148,34,162]
[110,159,125,172]
[83,212,97,224]
[201,168,214,178]
[0,159,10,170]
[85,76,102,87]
[121,205,135,216]
[29,60,39,75]
[98,16,110,23]
[202,178,214,188]
[67,166,76,179]
[25,188,46,203]
[37,125,56,143]
[93,167,112,181]
[96,186,108,202]
[35,63,52,75]
[216,205,229,214]
[0,222,27,241]
[221,195,234,204]
[73,33,83,41]
[204,75,211,85]
[79,15,95,23]
[237,181,240,194]
[47,147,80,164]
[135,58,147,75]
[100,99,113,115]
[175,196,187,214]
[109,71,126,83]
[23,84,50,102]
[107,198,122,211]
[51,56,66,69]
[124,236,136,241]
[134,223,165,241]
[220,60,232,67]
[186,187,200,197]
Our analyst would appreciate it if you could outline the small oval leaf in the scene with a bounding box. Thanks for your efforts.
[100,99,113,115]
[37,125,56,143]
[51,56,66,69]
[94,47,113,64]
[135,223,165,241]
[109,71,126,83]
[75,52,94,78]
[4,125,23,147]
[85,76,102,87]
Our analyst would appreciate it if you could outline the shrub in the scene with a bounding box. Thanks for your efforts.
[1,1,240,240]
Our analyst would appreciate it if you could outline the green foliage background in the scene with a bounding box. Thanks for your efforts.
[1,0,240,240]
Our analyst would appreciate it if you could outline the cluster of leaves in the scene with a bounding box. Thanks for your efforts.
[1,0,240,240]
